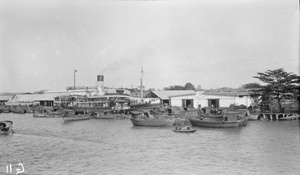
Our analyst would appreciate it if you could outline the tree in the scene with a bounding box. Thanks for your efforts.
[184,82,195,90]
[196,85,203,91]
[164,85,185,90]
[253,68,300,112]
[147,88,156,91]
[163,82,196,90]
[240,83,261,89]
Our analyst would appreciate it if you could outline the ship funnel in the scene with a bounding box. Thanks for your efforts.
[97,75,104,95]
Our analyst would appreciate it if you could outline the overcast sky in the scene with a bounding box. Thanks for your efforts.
[0,0,299,92]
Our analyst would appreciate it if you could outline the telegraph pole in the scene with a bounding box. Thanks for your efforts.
[140,65,143,103]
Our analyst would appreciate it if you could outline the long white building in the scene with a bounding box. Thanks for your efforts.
[145,89,252,108]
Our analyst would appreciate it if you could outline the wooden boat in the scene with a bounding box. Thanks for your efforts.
[94,110,130,119]
[0,121,14,134]
[33,111,53,118]
[1,108,10,113]
[94,110,117,119]
[62,111,90,121]
[238,116,249,126]
[172,126,197,133]
[188,117,240,128]
[45,108,64,117]
[130,103,161,111]
[130,118,174,127]
[130,110,174,127]
[62,114,90,121]
[10,106,26,114]
[0,106,10,113]
[199,114,224,121]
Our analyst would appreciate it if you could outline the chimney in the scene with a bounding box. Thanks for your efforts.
[97,75,104,95]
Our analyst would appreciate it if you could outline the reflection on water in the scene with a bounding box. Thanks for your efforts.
[0,113,300,175]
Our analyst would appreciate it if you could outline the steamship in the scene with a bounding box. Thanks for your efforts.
[55,75,132,113]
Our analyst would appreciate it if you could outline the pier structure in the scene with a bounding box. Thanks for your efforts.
[256,113,300,120]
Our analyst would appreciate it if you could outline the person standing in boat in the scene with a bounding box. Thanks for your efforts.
[197,104,202,115]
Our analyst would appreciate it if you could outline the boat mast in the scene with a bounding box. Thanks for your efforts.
[140,65,144,103]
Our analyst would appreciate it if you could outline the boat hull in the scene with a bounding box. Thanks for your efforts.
[172,129,197,133]
[238,116,249,126]
[62,114,90,121]
[130,118,174,127]
[0,129,13,134]
[95,114,116,119]
[33,112,53,118]
[0,121,13,134]
[189,118,240,128]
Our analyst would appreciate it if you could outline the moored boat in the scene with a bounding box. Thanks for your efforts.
[0,106,11,113]
[62,110,90,121]
[33,111,53,118]
[94,110,130,119]
[63,114,90,121]
[130,118,174,127]
[0,121,14,134]
[45,108,64,117]
[189,109,250,128]
[130,110,174,127]
[189,117,240,128]
[10,106,26,114]
[94,110,117,119]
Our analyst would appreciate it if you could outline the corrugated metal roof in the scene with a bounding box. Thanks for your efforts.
[0,95,13,101]
[10,92,70,102]
[151,90,196,99]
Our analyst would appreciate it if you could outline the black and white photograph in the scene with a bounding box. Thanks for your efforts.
[0,0,299,174]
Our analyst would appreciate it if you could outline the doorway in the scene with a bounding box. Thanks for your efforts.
[208,99,219,108]
[182,99,194,108]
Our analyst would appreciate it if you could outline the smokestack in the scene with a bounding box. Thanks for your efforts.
[97,75,104,95]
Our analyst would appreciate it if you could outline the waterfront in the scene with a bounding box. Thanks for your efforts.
[0,113,300,175]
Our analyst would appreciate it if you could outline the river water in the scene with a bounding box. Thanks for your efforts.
[0,113,299,175]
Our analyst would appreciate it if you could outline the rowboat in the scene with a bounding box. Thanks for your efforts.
[0,121,14,134]
[172,126,197,133]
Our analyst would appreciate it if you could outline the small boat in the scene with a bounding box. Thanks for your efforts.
[94,110,117,119]
[33,111,53,118]
[45,108,64,117]
[0,121,14,134]
[62,110,90,121]
[130,110,174,127]
[0,106,10,113]
[172,126,197,133]
[10,106,27,114]
[94,110,130,119]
